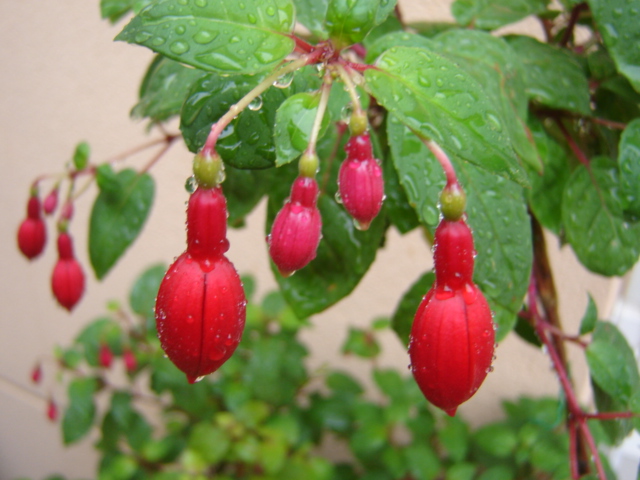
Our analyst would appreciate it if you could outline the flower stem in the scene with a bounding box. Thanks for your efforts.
[424,139,459,188]
[304,73,333,157]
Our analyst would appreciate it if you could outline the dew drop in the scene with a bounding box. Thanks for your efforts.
[194,0,207,7]
[247,13,258,24]
[185,175,197,193]
[273,70,294,88]
[248,96,263,111]
[175,25,186,35]
[193,30,217,45]
[266,5,276,15]
[151,36,166,46]
[134,32,152,43]
[170,41,190,54]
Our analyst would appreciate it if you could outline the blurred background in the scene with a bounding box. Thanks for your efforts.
[0,0,637,478]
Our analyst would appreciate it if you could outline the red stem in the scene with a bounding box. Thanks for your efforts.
[556,118,590,167]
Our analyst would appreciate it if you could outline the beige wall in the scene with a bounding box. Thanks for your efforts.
[0,1,621,478]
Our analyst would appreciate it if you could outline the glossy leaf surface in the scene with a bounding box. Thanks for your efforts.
[365,46,527,186]
[452,0,550,30]
[116,0,296,74]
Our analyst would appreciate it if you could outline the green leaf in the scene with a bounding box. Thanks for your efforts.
[275,91,330,166]
[342,327,380,358]
[446,463,476,480]
[276,193,387,316]
[63,378,99,444]
[562,157,640,276]
[293,0,329,38]
[325,0,397,47]
[115,0,296,74]
[188,422,231,464]
[403,442,440,480]
[507,35,591,115]
[514,315,542,347]
[75,318,123,364]
[587,0,640,93]
[129,263,166,320]
[391,271,435,344]
[365,46,527,186]
[326,371,364,396]
[619,118,640,218]
[132,55,206,122]
[587,320,640,405]
[180,67,320,166]
[364,31,434,64]
[472,423,518,458]
[100,0,135,23]
[439,416,470,463]
[527,117,572,234]
[579,294,598,335]
[73,142,90,170]
[223,165,275,225]
[433,29,541,172]
[452,0,550,30]
[89,169,155,279]
[387,117,532,338]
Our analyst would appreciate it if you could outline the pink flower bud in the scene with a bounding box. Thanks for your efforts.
[155,186,246,383]
[31,363,42,384]
[338,133,384,230]
[433,219,476,292]
[47,398,58,422]
[17,196,47,260]
[43,189,59,215]
[51,233,85,311]
[410,285,495,416]
[98,343,113,368]
[123,348,137,373]
[268,176,322,276]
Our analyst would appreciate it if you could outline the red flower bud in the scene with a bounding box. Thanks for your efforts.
[433,219,476,292]
[43,188,59,215]
[51,232,85,311]
[409,285,494,416]
[339,133,384,230]
[410,216,494,416]
[155,186,246,383]
[123,348,137,373]
[31,363,42,384]
[47,397,58,422]
[268,176,322,276]
[99,343,113,368]
[17,196,47,260]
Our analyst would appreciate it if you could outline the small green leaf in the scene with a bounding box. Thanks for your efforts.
[587,0,640,93]
[116,0,296,74]
[586,320,640,405]
[129,263,166,320]
[342,327,380,358]
[89,169,155,279]
[293,0,329,38]
[514,315,542,347]
[325,0,397,47]
[275,91,330,166]
[372,369,405,400]
[507,35,591,115]
[132,55,206,122]
[403,442,440,480]
[452,0,550,30]
[391,271,435,344]
[619,118,640,218]
[189,422,231,464]
[326,371,364,396]
[446,463,476,480]
[472,423,518,458]
[63,378,99,444]
[75,318,123,364]
[439,416,469,462]
[579,294,598,335]
[366,46,527,186]
[562,157,640,276]
[100,0,136,23]
[73,142,90,170]
[365,31,434,64]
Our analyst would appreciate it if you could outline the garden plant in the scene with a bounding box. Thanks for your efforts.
[16,0,640,478]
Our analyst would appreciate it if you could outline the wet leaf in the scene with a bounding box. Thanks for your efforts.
[507,35,591,115]
[293,0,329,38]
[89,169,155,279]
[579,294,598,335]
[619,118,640,218]
[116,0,296,74]
[452,0,550,30]
[129,263,166,320]
[325,0,397,47]
[562,157,640,276]
[365,46,527,186]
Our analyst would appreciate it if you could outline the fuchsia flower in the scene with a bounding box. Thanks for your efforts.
[155,187,246,383]
[123,348,137,373]
[268,176,322,276]
[43,188,59,215]
[409,218,495,416]
[51,232,85,311]
[17,195,47,260]
[338,133,384,230]
[98,343,113,368]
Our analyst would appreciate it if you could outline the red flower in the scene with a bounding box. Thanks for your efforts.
[31,363,42,384]
[47,397,58,422]
[338,133,384,230]
[268,176,322,276]
[155,186,246,383]
[410,218,495,416]
[123,348,137,373]
[98,343,113,368]
[51,232,85,311]
[43,188,59,215]
[17,195,47,260]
